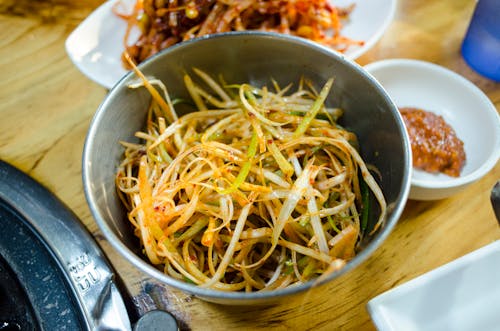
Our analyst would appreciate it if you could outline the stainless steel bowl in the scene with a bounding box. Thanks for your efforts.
[83,31,411,305]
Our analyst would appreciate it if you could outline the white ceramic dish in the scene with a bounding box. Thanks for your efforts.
[365,59,500,200]
[65,0,396,89]
[367,240,500,331]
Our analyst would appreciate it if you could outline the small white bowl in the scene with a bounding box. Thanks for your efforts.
[365,59,500,200]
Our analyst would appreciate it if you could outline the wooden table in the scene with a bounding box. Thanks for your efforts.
[1,0,499,329]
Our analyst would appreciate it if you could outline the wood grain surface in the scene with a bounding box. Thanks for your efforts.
[1,0,499,330]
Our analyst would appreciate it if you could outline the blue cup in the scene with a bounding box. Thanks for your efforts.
[461,0,500,82]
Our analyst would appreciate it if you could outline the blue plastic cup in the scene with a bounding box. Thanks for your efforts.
[461,0,500,82]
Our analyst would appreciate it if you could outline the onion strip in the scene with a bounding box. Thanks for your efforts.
[116,69,387,292]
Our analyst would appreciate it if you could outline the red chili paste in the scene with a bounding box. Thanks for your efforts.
[400,107,466,177]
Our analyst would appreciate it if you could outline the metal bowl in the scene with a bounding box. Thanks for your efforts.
[82,32,411,305]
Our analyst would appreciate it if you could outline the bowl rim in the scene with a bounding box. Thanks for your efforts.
[83,31,412,302]
[365,58,500,190]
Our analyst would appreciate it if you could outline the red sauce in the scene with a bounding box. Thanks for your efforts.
[400,107,466,177]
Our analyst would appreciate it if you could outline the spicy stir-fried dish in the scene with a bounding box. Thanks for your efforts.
[115,60,386,291]
[114,0,362,68]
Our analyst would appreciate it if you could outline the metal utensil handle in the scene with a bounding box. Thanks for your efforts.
[490,181,500,226]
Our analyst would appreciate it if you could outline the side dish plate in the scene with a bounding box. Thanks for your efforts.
[365,59,500,200]
[65,0,396,89]
[367,240,500,331]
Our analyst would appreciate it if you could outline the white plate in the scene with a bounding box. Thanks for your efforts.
[367,240,500,331]
[65,0,396,89]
